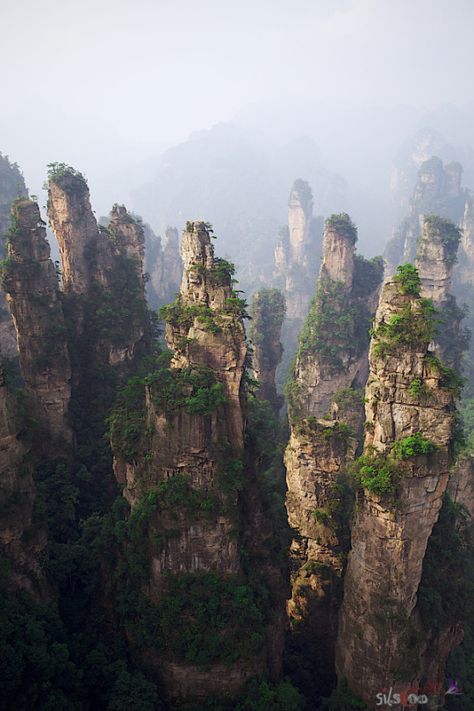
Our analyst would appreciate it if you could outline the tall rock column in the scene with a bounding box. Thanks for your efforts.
[47,167,147,368]
[249,288,285,412]
[274,180,323,388]
[144,225,183,309]
[416,215,466,370]
[47,164,112,294]
[0,154,27,356]
[2,199,72,446]
[110,221,278,701]
[284,214,383,697]
[336,264,458,708]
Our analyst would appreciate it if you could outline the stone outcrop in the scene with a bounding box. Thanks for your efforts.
[2,199,72,447]
[111,221,281,700]
[336,265,459,708]
[144,224,183,308]
[249,288,285,411]
[284,214,383,696]
[274,179,323,388]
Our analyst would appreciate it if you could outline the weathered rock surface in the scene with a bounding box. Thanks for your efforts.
[284,215,382,694]
[48,170,147,369]
[112,221,280,699]
[336,274,458,709]
[0,154,27,357]
[416,215,459,306]
[3,199,72,446]
[47,168,112,294]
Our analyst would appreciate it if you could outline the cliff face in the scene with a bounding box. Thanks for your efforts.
[47,166,112,294]
[2,199,72,447]
[288,215,383,421]
[336,264,459,708]
[249,288,285,411]
[274,180,323,387]
[0,154,27,356]
[284,214,383,696]
[47,168,147,369]
[145,224,183,308]
[0,369,45,595]
[111,221,280,700]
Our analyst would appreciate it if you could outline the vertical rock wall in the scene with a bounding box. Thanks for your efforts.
[336,265,458,708]
[111,221,280,700]
[284,214,383,695]
[3,199,72,446]
[274,180,323,388]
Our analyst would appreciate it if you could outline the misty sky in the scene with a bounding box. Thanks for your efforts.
[2,0,474,210]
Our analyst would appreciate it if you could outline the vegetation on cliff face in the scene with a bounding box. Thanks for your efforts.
[352,433,437,497]
[297,278,372,371]
[324,213,358,244]
[423,214,461,265]
[2,155,474,711]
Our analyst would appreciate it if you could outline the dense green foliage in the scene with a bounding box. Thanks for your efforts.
[351,254,384,298]
[353,432,436,496]
[418,494,474,639]
[108,352,227,461]
[436,297,471,372]
[159,299,222,333]
[190,257,236,287]
[393,263,421,296]
[352,452,401,496]
[249,288,286,373]
[321,680,368,710]
[157,572,269,666]
[47,163,88,193]
[425,353,465,398]
[325,213,358,244]
[298,278,372,371]
[372,298,436,357]
[84,253,149,347]
[391,432,437,459]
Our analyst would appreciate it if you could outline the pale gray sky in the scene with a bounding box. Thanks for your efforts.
[1,0,474,211]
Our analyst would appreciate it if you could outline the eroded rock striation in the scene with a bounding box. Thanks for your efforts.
[336,262,460,708]
[284,214,383,695]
